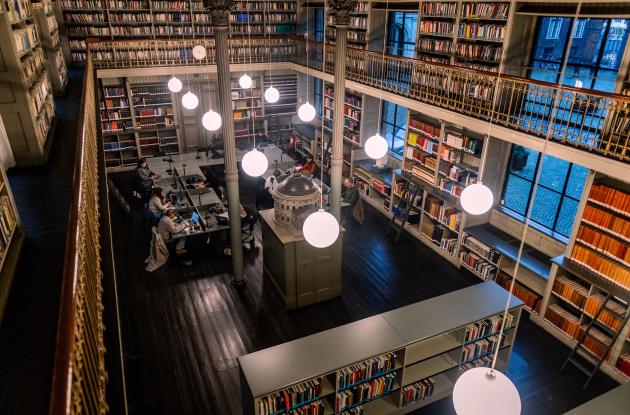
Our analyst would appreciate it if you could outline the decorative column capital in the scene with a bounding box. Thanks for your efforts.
[328,0,357,26]
[203,0,235,26]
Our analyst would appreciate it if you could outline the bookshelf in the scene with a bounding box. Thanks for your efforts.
[232,75,263,140]
[239,281,523,415]
[263,73,297,144]
[100,78,181,168]
[0,155,24,323]
[326,1,370,49]
[60,0,298,63]
[33,1,68,95]
[417,1,459,64]
[0,1,57,166]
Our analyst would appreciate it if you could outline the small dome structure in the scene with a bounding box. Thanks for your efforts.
[273,173,320,229]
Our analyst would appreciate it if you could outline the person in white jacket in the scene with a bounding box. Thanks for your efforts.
[157,208,187,254]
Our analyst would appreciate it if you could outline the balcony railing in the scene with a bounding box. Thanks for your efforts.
[87,37,630,164]
[50,54,108,415]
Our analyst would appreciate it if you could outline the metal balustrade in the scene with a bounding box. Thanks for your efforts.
[88,37,630,164]
[50,54,108,415]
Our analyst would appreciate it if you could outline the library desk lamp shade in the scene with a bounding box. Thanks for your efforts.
[168,76,183,93]
[298,102,316,122]
[303,209,339,248]
[453,367,521,415]
[239,74,253,89]
[460,182,493,215]
[242,148,268,177]
[182,91,199,110]
[365,133,388,160]
[264,85,280,103]
[202,109,222,131]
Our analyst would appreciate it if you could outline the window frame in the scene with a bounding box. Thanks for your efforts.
[500,145,585,239]
[386,11,418,58]
[380,101,408,158]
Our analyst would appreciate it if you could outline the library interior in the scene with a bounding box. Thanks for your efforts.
[2,0,630,414]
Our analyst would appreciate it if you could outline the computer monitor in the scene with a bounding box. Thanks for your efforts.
[191,211,200,225]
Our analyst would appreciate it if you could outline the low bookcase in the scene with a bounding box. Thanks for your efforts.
[239,281,523,415]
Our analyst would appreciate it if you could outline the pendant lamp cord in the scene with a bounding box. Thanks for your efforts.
[491,3,583,372]
[247,0,256,149]
[375,0,390,136]
[318,1,328,209]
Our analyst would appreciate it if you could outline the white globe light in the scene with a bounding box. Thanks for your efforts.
[181,91,199,110]
[460,182,494,215]
[242,148,268,177]
[264,86,280,103]
[303,209,340,248]
[453,368,521,415]
[298,102,316,122]
[239,74,253,89]
[167,76,182,93]
[202,110,222,131]
[365,134,388,159]
[192,44,207,60]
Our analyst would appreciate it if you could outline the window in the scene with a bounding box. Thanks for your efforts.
[380,101,408,157]
[386,11,418,58]
[572,19,586,38]
[313,8,324,42]
[546,17,563,40]
[313,77,323,117]
[501,145,588,238]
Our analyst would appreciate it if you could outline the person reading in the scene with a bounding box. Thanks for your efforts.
[299,155,317,177]
[136,158,159,191]
[341,178,361,224]
[147,187,171,220]
[157,208,188,255]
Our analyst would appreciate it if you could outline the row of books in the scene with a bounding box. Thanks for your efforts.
[456,44,502,62]
[103,86,125,98]
[337,353,397,390]
[69,40,86,50]
[461,232,501,264]
[421,221,452,246]
[234,109,263,120]
[13,25,39,56]
[458,23,505,41]
[459,250,497,280]
[418,39,453,54]
[441,237,458,256]
[109,13,151,23]
[335,373,395,412]
[443,133,483,156]
[100,110,131,121]
[29,75,51,116]
[407,134,438,157]
[401,377,435,407]
[230,13,296,23]
[424,196,460,230]
[421,2,457,17]
[409,119,440,140]
[137,118,175,129]
[460,2,510,19]
[460,355,492,371]
[102,98,129,109]
[496,273,542,313]
[582,205,630,240]
[456,61,498,73]
[405,158,436,184]
[552,276,589,308]
[616,353,630,376]
[546,304,582,340]
[451,79,492,100]
[0,197,18,259]
[4,0,32,23]
[419,21,454,36]
[133,96,171,107]
[137,107,173,118]
[589,184,630,216]
[570,244,630,290]
[258,377,323,415]
[581,326,610,359]
[65,13,106,23]
[461,334,504,363]
[464,313,513,343]
[103,141,136,152]
[286,400,325,415]
[102,120,133,133]
[139,137,158,147]
[22,47,45,83]
[35,97,55,146]
[576,226,630,265]
[438,177,464,198]
[584,293,625,331]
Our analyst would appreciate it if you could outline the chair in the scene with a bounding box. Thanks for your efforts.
[241,207,258,248]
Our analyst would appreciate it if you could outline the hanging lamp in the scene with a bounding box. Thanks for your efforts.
[200,17,221,131]
[297,0,316,122]
[263,0,280,103]
[166,15,182,92]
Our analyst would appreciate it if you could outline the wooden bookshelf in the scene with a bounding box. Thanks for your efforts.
[0,156,24,323]
[417,1,459,64]
[0,2,56,166]
[239,281,523,415]
[60,0,298,63]
[263,73,297,144]
[326,1,369,49]
[33,0,67,95]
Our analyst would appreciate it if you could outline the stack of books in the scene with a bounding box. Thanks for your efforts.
[402,377,435,406]
[546,304,582,340]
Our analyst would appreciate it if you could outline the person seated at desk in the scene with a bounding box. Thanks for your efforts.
[136,158,160,192]
[341,178,362,224]
[299,155,317,177]
[157,208,188,255]
[147,187,171,221]
[264,169,281,192]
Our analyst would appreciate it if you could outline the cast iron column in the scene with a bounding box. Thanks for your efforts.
[328,0,356,220]
[206,0,245,285]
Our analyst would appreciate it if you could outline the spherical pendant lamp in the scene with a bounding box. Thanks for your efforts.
[239,74,253,89]
[264,86,280,103]
[168,76,183,93]
[453,368,521,415]
[202,110,222,131]
[298,102,316,122]
[303,209,340,248]
[192,44,207,60]
[181,91,199,110]
[460,182,494,215]
[242,148,268,177]
[365,133,388,159]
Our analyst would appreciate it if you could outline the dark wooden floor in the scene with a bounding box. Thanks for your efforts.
[109,173,619,415]
[0,70,83,414]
